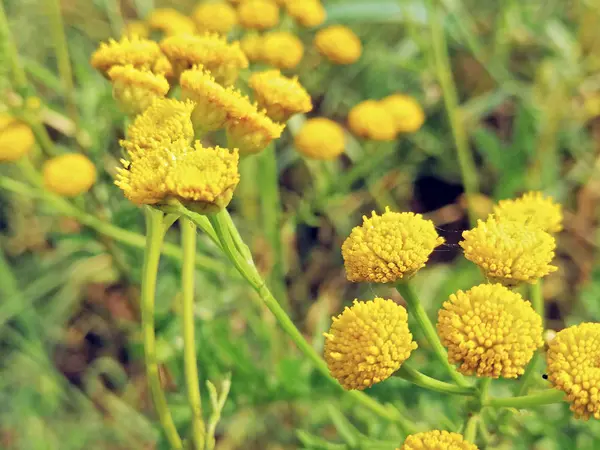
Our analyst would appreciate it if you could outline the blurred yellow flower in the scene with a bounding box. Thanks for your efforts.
[237,0,280,30]
[261,31,304,69]
[43,154,97,197]
[379,94,425,133]
[0,115,35,162]
[147,8,196,37]
[493,191,563,234]
[314,25,362,65]
[91,37,172,77]
[294,118,345,160]
[225,101,285,155]
[286,0,326,28]
[122,20,149,39]
[108,65,169,115]
[460,215,558,285]
[397,430,478,450]
[547,322,600,420]
[193,2,238,35]
[240,33,264,63]
[347,100,396,141]
[324,298,417,390]
[342,208,444,283]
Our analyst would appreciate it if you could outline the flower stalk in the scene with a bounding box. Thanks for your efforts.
[395,364,476,396]
[484,389,565,409]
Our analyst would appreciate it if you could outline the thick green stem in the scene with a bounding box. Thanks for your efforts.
[395,364,476,396]
[0,0,28,91]
[530,281,544,326]
[463,414,479,443]
[484,389,565,409]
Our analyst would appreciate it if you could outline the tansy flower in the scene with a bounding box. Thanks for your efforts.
[314,25,362,65]
[193,2,237,35]
[0,115,35,162]
[342,208,444,283]
[107,65,169,115]
[225,100,285,155]
[147,8,196,37]
[261,31,304,69]
[237,0,279,30]
[460,215,558,286]
[240,33,264,63]
[347,100,396,141]
[91,37,173,77]
[380,94,425,133]
[397,430,478,450]
[43,154,97,197]
[122,20,149,39]
[248,70,312,122]
[285,0,326,28]
[546,323,599,420]
[294,118,345,160]
[493,191,563,234]
[324,298,417,390]
[438,283,543,378]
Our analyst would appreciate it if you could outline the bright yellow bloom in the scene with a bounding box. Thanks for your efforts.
[237,0,279,30]
[147,8,196,37]
[314,25,362,65]
[493,191,563,234]
[460,215,558,285]
[0,115,35,162]
[240,33,264,63]
[347,100,396,141]
[438,283,543,378]
[225,101,285,155]
[324,298,417,390]
[547,323,600,420]
[43,154,97,197]
[397,430,479,450]
[379,94,425,133]
[160,34,248,85]
[107,65,169,115]
[193,2,238,34]
[248,70,312,122]
[294,118,345,160]
[261,31,304,69]
[342,208,444,283]
[91,37,172,77]
[122,20,149,39]
[285,0,326,28]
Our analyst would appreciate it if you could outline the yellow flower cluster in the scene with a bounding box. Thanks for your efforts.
[122,20,149,39]
[147,8,196,37]
[193,2,238,35]
[240,31,304,69]
[0,115,35,162]
[397,430,478,450]
[324,298,417,390]
[285,0,326,28]
[108,65,169,115]
[380,94,426,133]
[43,153,97,197]
[237,0,280,30]
[493,191,563,233]
[314,25,362,65]
[294,118,345,160]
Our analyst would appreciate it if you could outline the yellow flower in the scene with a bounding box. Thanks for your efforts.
[314,25,362,65]
[122,20,149,39]
[493,191,563,234]
[237,0,279,30]
[160,34,248,85]
[43,154,97,197]
[294,118,345,160]
[147,8,196,36]
[193,2,238,34]
[397,430,479,450]
[379,94,425,133]
[546,322,600,420]
[225,100,285,155]
[248,70,312,122]
[240,33,264,63]
[285,0,326,28]
[460,215,558,285]
[324,298,417,390]
[342,208,444,283]
[347,100,396,141]
[0,115,35,162]
[107,65,170,115]
[261,31,304,69]
[438,283,543,378]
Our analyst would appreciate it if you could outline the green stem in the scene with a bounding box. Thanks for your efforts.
[463,414,479,443]
[396,282,469,387]
[484,389,565,409]
[141,207,183,449]
[517,352,541,396]
[181,217,205,450]
[395,364,476,396]
[0,0,28,91]
[530,281,544,326]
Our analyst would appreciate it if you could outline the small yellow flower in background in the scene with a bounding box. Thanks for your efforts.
[107,65,169,115]
[546,322,600,420]
[347,100,396,141]
[238,0,280,30]
[314,25,362,65]
[397,430,479,450]
[342,208,444,283]
[240,33,264,63]
[324,298,417,390]
[460,215,558,285]
[193,2,238,35]
[122,20,149,39]
[438,283,543,379]
[261,31,304,69]
[43,154,97,197]
[225,101,285,155]
[285,0,326,28]
[147,8,196,37]
[0,115,35,162]
[493,191,563,234]
[248,70,312,122]
[294,118,345,160]
[379,94,425,133]
[91,37,173,77]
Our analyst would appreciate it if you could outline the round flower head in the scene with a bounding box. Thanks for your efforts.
[397,430,478,450]
[342,208,444,283]
[261,31,304,69]
[108,65,169,116]
[493,191,563,234]
[240,33,264,63]
[122,20,149,39]
[193,2,237,35]
[348,100,396,141]
[547,322,600,419]
[438,283,543,378]
[314,25,362,65]
[248,70,312,122]
[295,118,345,160]
[91,37,171,77]
[147,8,196,37]
[460,215,558,286]
[285,0,326,27]
[43,154,97,197]
[324,298,417,390]
[379,94,425,133]
[237,0,279,30]
[225,100,285,155]
[0,115,35,162]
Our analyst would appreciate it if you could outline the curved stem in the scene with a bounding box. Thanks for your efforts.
[484,389,564,409]
[463,414,479,443]
[395,364,476,396]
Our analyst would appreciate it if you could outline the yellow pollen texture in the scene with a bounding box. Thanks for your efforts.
[90,37,168,76]
[493,191,563,234]
[261,31,304,69]
[193,2,238,34]
[397,430,479,450]
[108,65,170,115]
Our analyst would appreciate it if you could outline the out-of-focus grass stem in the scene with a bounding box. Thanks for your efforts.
[0,0,27,91]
